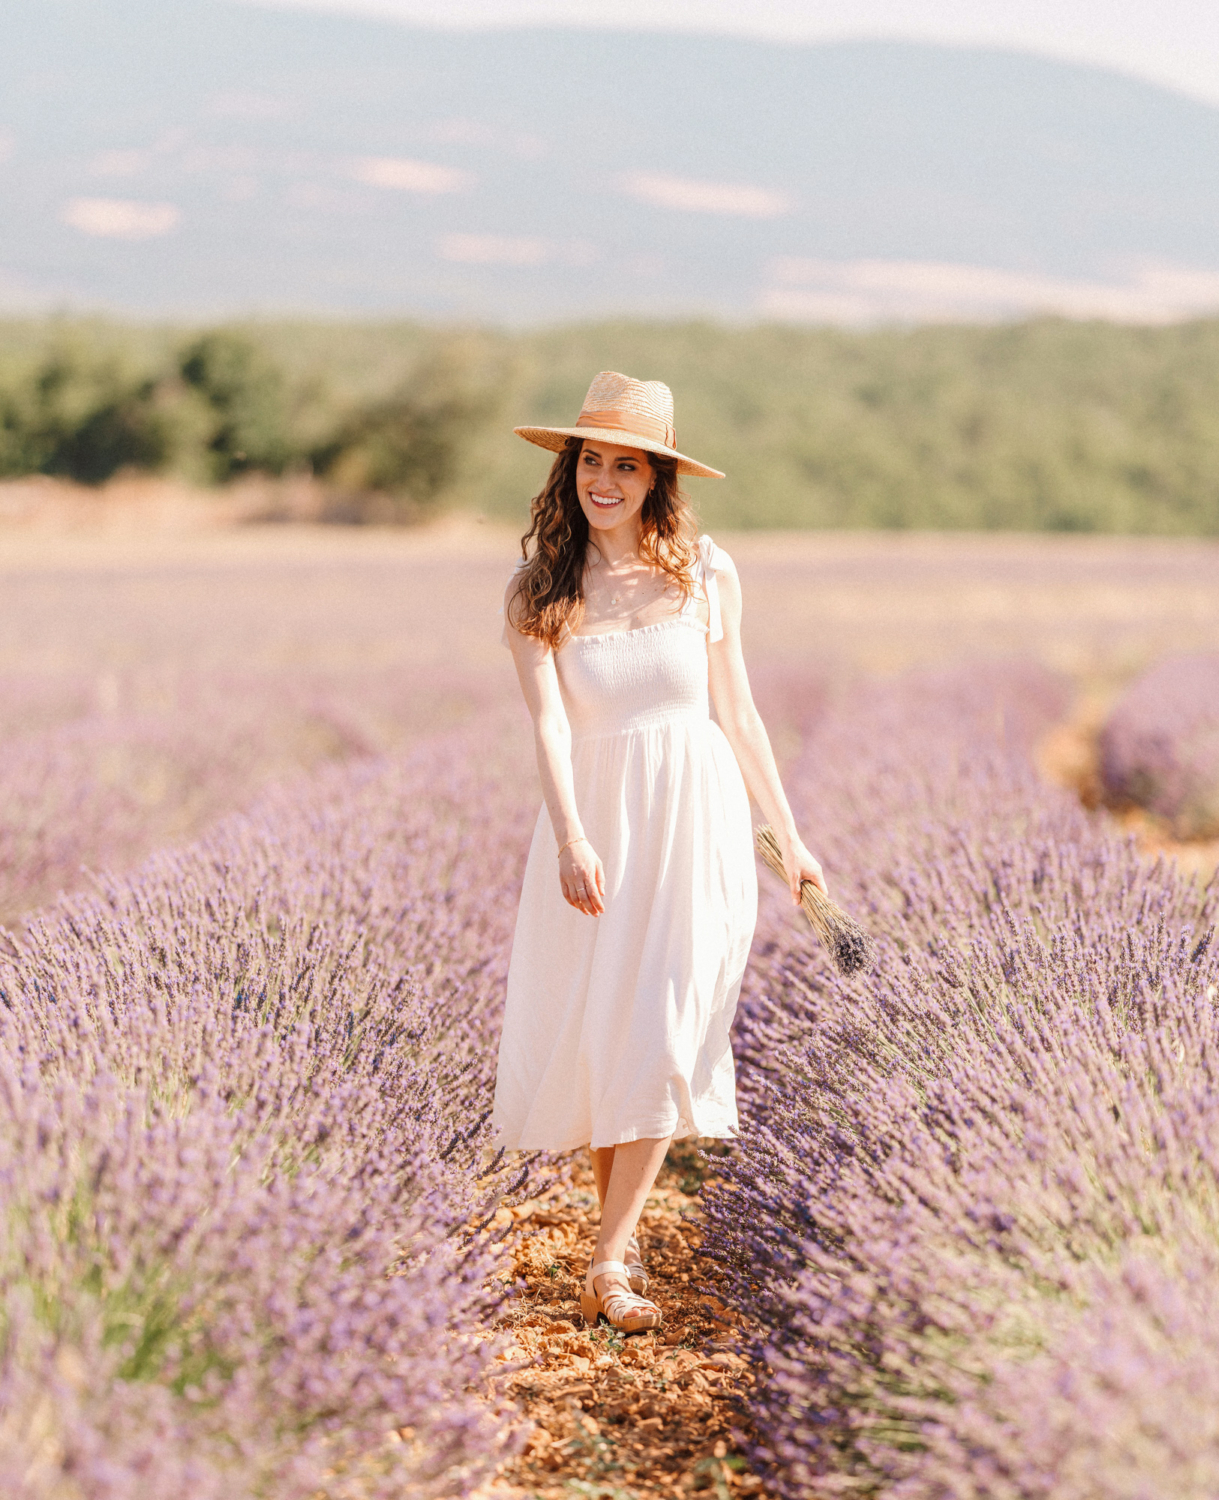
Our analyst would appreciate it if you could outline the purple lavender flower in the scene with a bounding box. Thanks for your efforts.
[0,663,511,925]
[1100,653,1219,838]
[704,660,1219,1500]
[6,616,1219,1498]
[0,716,540,1497]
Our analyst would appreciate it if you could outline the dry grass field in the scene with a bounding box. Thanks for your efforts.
[5,476,1218,677]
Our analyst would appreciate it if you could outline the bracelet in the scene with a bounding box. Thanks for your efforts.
[557,836,589,860]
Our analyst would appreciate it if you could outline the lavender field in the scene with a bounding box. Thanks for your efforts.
[712,662,1219,1498]
[1,516,1218,1497]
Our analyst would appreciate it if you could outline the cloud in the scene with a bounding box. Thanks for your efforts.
[60,198,181,240]
[438,233,549,265]
[436,234,596,266]
[762,259,1219,324]
[618,172,792,217]
[353,156,470,193]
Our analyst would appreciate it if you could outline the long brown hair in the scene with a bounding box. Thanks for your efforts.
[508,438,699,648]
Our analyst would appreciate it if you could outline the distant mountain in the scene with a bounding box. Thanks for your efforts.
[4,0,1219,320]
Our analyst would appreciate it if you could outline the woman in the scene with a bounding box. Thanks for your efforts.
[495,371,824,1334]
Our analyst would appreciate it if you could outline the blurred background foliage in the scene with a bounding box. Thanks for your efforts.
[1,316,1219,532]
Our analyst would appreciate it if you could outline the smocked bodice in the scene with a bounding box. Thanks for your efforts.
[557,617,711,741]
[501,534,729,743]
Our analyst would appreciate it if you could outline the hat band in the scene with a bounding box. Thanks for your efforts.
[576,406,676,449]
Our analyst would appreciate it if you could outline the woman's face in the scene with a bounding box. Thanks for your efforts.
[575,441,654,535]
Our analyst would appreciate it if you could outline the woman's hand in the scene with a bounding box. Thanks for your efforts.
[559,839,605,916]
[779,832,827,905]
[706,559,827,909]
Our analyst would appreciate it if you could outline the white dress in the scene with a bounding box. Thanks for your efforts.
[492,536,758,1152]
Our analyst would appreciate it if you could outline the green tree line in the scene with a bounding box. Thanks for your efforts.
[2,316,1218,532]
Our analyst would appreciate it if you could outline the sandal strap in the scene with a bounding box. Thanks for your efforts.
[602,1289,660,1319]
[588,1260,629,1280]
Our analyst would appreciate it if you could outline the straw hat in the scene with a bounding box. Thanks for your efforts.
[514,370,725,479]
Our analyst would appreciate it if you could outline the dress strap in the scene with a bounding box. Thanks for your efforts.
[694,534,725,643]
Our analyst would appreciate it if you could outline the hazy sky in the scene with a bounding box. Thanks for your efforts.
[236,0,1219,107]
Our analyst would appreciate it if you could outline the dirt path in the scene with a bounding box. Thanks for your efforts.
[490,1143,765,1500]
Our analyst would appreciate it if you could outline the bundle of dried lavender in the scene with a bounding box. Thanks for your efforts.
[754,823,875,976]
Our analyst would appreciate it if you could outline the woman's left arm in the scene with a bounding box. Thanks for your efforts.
[707,555,827,903]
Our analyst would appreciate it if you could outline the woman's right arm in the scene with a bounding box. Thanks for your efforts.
[506,588,605,917]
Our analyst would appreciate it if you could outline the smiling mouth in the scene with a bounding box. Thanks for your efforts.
[589,492,623,509]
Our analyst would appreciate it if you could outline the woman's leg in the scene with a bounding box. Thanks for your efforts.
[590,1144,616,1209]
[592,1135,672,1268]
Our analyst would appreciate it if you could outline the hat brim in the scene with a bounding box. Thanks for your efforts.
[513,424,725,480]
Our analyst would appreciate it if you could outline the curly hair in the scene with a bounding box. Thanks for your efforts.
[507,437,699,649]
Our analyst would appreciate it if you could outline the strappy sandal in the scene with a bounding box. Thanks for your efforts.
[625,1233,649,1295]
[580,1259,663,1333]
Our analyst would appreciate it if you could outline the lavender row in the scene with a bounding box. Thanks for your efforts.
[0,712,540,1498]
[0,647,822,933]
[0,664,508,926]
[1100,652,1219,839]
[707,662,1219,1499]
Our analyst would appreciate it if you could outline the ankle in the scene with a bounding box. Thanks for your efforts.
[594,1230,634,1266]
